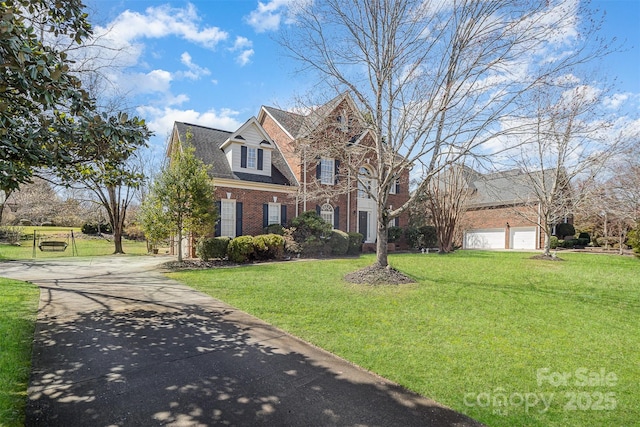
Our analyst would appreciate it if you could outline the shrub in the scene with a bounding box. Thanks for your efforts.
[347,232,363,255]
[81,222,113,235]
[405,225,437,249]
[562,239,579,249]
[555,223,575,239]
[578,232,591,244]
[628,228,640,257]
[253,234,285,260]
[196,237,230,261]
[387,226,403,243]
[264,223,285,235]
[0,226,24,245]
[124,224,146,241]
[290,211,332,243]
[283,228,301,256]
[549,235,559,249]
[227,236,255,263]
[328,230,349,255]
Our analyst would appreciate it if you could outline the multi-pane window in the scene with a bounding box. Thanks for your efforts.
[268,203,280,225]
[358,167,371,198]
[247,147,257,169]
[320,203,334,225]
[320,158,334,185]
[220,200,236,237]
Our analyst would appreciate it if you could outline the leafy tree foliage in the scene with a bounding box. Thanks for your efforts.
[1,0,92,194]
[140,143,217,262]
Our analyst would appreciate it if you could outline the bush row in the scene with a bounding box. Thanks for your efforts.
[196,234,286,263]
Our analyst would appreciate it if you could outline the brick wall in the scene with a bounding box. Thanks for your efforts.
[215,186,297,236]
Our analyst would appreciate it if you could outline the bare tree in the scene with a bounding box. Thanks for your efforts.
[281,0,610,269]
[505,81,633,257]
[426,162,472,253]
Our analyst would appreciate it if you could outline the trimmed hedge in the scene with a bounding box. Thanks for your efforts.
[253,234,285,260]
[347,232,363,255]
[329,229,349,255]
[227,236,255,263]
[196,237,231,261]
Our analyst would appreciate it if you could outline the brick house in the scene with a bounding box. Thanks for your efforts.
[258,93,410,245]
[168,93,410,256]
[462,168,571,250]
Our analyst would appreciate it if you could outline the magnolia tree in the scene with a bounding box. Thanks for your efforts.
[280,0,611,270]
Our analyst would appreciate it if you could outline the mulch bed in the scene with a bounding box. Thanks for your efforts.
[344,264,416,285]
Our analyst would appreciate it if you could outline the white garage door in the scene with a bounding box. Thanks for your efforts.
[510,227,537,250]
[464,229,505,249]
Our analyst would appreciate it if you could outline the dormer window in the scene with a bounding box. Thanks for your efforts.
[241,146,264,170]
[247,147,257,169]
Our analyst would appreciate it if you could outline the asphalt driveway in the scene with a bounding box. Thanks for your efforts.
[1,256,483,426]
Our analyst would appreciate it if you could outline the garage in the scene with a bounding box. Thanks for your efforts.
[509,227,537,250]
[464,229,506,249]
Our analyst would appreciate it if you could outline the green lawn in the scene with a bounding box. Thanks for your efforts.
[0,278,39,427]
[0,230,148,260]
[168,251,639,427]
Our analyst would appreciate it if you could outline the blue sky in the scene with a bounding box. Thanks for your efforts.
[84,0,640,152]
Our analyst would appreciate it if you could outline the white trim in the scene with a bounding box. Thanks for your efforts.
[215,178,298,193]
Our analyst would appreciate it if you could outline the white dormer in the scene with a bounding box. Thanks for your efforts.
[220,117,274,177]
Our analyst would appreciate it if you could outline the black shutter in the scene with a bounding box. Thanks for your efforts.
[236,202,243,236]
[215,201,221,237]
[241,146,247,168]
[316,161,321,179]
[263,203,269,229]
[334,159,340,184]
[316,205,321,216]
[334,206,340,229]
[257,149,264,170]
[394,217,400,227]
[281,205,287,226]
[395,179,401,194]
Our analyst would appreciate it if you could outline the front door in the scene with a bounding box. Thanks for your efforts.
[358,211,368,240]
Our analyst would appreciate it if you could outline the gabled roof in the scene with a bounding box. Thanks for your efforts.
[172,122,298,187]
[466,168,552,208]
[260,92,367,140]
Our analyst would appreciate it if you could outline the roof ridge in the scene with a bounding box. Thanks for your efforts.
[176,121,232,134]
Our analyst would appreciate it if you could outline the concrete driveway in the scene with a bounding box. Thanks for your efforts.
[1,256,483,426]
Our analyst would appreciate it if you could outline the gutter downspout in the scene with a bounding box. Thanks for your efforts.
[347,152,351,232]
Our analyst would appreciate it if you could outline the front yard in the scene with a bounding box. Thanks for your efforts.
[168,251,639,427]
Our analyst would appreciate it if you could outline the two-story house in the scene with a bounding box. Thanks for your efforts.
[168,93,410,255]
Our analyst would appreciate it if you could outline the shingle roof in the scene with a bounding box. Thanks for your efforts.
[173,122,297,187]
[467,169,551,207]
[261,106,306,138]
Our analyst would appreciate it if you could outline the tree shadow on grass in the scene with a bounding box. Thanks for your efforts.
[27,291,483,426]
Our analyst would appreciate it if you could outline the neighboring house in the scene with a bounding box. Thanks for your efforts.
[462,168,571,250]
[258,93,410,245]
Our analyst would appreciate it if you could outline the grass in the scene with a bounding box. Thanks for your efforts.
[0,227,148,260]
[0,278,39,427]
[168,251,639,427]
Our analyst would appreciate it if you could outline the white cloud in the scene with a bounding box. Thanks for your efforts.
[245,0,293,33]
[603,93,630,110]
[178,52,212,80]
[97,4,228,49]
[137,105,243,139]
[236,49,255,66]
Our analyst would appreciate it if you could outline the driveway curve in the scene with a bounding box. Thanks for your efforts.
[1,256,483,427]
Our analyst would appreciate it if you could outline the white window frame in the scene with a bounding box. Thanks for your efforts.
[358,167,371,198]
[320,158,334,185]
[220,200,236,238]
[247,147,257,169]
[389,178,399,194]
[268,203,281,225]
[320,203,334,225]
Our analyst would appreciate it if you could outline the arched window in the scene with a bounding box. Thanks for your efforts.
[320,203,334,224]
[358,167,372,198]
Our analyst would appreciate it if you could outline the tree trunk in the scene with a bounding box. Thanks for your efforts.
[543,224,552,257]
[177,228,183,262]
[113,227,124,254]
[375,216,389,267]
